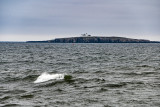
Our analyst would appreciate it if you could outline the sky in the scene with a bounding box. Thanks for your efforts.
[0,0,160,41]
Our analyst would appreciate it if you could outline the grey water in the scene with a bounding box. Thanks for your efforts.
[0,43,160,107]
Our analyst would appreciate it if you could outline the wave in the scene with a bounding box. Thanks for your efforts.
[1,104,20,107]
[103,82,127,88]
[34,72,65,83]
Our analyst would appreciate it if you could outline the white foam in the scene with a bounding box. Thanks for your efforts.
[34,72,65,83]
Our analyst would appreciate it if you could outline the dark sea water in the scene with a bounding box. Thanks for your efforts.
[0,43,160,107]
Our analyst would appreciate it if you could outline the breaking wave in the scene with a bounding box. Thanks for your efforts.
[34,72,65,83]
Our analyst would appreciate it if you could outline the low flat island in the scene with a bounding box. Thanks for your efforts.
[27,36,159,43]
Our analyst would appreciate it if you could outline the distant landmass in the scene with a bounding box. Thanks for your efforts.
[27,36,159,43]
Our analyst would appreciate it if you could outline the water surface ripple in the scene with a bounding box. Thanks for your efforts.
[0,43,160,107]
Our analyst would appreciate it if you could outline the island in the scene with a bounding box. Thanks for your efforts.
[27,36,159,43]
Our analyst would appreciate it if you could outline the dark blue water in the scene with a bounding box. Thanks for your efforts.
[0,43,160,107]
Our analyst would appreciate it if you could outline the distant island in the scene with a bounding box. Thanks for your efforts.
[27,36,159,43]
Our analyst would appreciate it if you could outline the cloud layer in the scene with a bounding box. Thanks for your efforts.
[0,0,160,41]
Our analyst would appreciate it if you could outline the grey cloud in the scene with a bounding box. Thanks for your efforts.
[0,0,160,41]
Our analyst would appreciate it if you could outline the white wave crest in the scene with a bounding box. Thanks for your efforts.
[34,72,65,83]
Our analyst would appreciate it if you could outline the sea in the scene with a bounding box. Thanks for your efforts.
[0,43,160,107]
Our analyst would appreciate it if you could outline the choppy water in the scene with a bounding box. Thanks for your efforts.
[0,43,160,107]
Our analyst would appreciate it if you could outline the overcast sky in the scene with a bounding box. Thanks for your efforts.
[0,0,160,41]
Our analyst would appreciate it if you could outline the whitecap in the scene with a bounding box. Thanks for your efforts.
[34,72,65,83]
